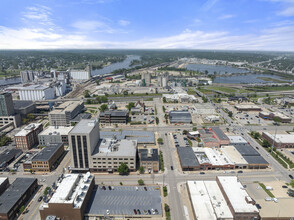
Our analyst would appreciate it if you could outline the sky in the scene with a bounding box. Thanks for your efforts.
[0,0,294,50]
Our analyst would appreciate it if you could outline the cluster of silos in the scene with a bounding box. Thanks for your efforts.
[141,72,151,87]
[157,72,169,88]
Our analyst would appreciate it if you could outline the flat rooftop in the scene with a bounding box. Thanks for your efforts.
[13,100,35,110]
[85,186,162,217]
[235,104,261,109]
[32,143,63,161]
[50,101,82,114]
[263,132,294,143]
[228,136,247,144]
[39,126,73,136]
[92,139,137,157]
[70,113,91,123]
[221,146,248,166]
[0,149,22,167]
[69,119,98,134]
[15,123,42,136]
[177,147,199,167]
[0,178,37,214]
[100,130,155,144]
[217,176,259,213]
[18,84,51,90]
[43,173,93,209]
[211,127,229,141]
[193,148,233,166]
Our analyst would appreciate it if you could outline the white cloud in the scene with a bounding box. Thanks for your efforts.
[22,5,54,27]
[202,0,219,11]
[218,14,235,19]
[72,20,115,33]
[118,20,130,26]
[265,0,294,16]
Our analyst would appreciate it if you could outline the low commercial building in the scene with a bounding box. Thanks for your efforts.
[70,113,91,124]
[99,110,129,124]
[211,127,230,146]
[49,101,84,126]
[193,103,216,115]
[18,84,55,101]
[259,111,291,123]
[193,147,234,170]
[177,147,199,171]
[38,126,73,145]
[13,100,36,116]
[0,178,38,220]
[162,93,197,103]
[221,145,248,169]
[235,104,261,112]
[0,149,22,171]
[84,186,162,219]
[138,148,159,173]
[187,181,233,220]
[187,131,200,140]
[0,178,9,196]
[169,111,192,124]
[30,143,65,172]
[216,176,259,219]
[14,123,43,150]
[262,132,294,148]
[91,138,137,172]
[40,173,95,220]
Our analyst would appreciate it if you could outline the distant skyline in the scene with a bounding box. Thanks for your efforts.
[0,0,294,50]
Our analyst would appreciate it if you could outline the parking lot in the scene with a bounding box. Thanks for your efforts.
[172,132,196,148]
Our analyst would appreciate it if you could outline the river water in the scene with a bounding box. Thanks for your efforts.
[91,55,140,76]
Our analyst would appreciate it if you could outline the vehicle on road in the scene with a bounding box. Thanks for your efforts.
[282,185,288,188]
[38,196,43,202]
[170,166,174,170]
[237,171,243,173]
[289,174,294,179]
[200,172,205,175]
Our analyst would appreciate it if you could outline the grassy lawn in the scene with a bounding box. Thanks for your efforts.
[207,86,237,93]
[247,86,294,92]
[109,93,162,97]
[198,88,216,95]
[187,88,196,95]
[259,183,275,198]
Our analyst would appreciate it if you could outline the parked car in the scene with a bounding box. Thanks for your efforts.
[237,170,243,174]
[38,196,43,202]
[289,174,294,179]
[133,209,137,214]
[170,166,174,170]
[282,185,288,188]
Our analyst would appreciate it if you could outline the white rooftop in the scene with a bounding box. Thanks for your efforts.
[263,132,294,143]
[189,131,200,136]
[228,136,247,144]
[39,126,73,136]
[92,138,137,157]
[0,177,8,186]
[193,147,233,166]
[45,173,93,209]
[15,123,42,136]
[187,181,217,220]
[217,176,259,213]
[221,146,248,166]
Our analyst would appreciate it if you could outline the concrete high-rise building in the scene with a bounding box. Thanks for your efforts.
[69,119,100,170]
[157,72,169,88]
[0,92,15,116]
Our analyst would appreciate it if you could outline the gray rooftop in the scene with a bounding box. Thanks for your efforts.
[85,186,162,216]
[100,110,128,117]
[139,149,159,162]
[243,155,269,165]
[0,178,37,214]
[169,111,192,118]
[233,143,260,156]
[70,113,91,123]
[32,143,63,161]
[0,149,22,168]
[100,130,155,144]
[69,119,99,134]
[13,100,35,110]
[211,127,229,141]
[177,147,199,167]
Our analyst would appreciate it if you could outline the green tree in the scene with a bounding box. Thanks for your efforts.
[228,111,233,117]
[163,97,167,103]
[123,90,128,96]
[262,139,271,148]
[117,163,129,175]
[138,166,145,174]
[19,205,25,214]
[43,186,51,196]
[84,90,90,98]
[126,102,135,111]
[138,179,145,185]
[254,132,261,139]
[99,104,108,112]
[192,127,197,131]
[155,117,159,125]
[157,138,163,145]
[273,116,282,123]
[95,80,100,85]
[27,113,35,121]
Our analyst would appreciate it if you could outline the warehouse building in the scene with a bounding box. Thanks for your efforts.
[216,176,259,219]
[177,147,199,171]
[235,104,261,112]
[193,103,216,115]
[38,126,73,145]
[40,173,95,220]
[187,180,233,220]
[49,101,84,126]
[99,110,129,124]
[14,123,43,150]
[262,132,294,148]
[169,111,192,124]
[259,111,291,123]
[30,143,65,172]
[0,178,38,220]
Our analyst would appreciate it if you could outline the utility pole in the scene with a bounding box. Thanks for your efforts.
[271,125,278,154]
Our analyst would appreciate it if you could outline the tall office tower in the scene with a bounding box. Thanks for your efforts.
[0,92,15,116]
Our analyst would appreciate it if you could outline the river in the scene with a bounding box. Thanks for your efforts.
[91,55,140,76]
